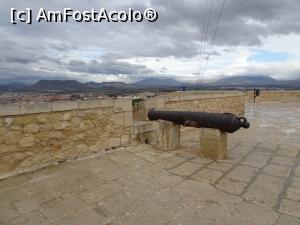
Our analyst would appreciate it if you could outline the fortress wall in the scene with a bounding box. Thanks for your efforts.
[247,90,300,102]
[0,98,132,179]
[144,91,247,118]
[0,91,249,179]
[164,93,246,116]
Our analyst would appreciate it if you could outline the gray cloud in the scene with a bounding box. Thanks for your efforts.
[67,58,153,75]
[5,56,38,65]
[0,0,300,82]
[49,43,77,52]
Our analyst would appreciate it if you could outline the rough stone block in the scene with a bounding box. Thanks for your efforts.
[131,121,156,135]
[199,128,227,160]
[145,97,165,112]
[53,122,71,130]
[167,96,180,102]
[19,135,35,148]
[3,131,22,145]
[51,101,78,111]
[0,104,20,116]
[78,100,100,109]
[158,120,180,150]
[109,138,121,148]
[100,99,115,108]
[111,112,133,127]
[76,144,89,154]
[4,118,14,126]
[123,111,133,126]
[20,102,51,114]
[121,135,130,146]
[24,124,40,133]
[111,113,124,126]
[62,112,72,121]
[114,98,132,112]
[0,145,18,154]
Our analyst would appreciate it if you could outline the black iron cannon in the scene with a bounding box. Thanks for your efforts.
[148,109,250,133]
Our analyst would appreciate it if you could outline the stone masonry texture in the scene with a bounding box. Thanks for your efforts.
[0,92,248,178]
[0,99,132,179]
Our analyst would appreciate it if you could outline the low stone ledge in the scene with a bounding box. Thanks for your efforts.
[20,102,52,115]
[132,121,156,135]
[78,99,100,109]
[0,104,20,116]
[0,98,133,117]
[166,93,246,103]
[114,98,132,112]
[100,99,115,108]
[131,121,158,145]
[51,101,79,111]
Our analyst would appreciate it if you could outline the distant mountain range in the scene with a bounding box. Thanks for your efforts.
[31,80,87,90]
[134,78,183,87]
[135,75,300,88]
[0,75,300,92]
[213,75,279,86]
[85,81,128,88]
[210,75,300,88]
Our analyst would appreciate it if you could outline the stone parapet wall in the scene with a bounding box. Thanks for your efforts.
[144,91,247,118]
[164,94,246,115]
[0,98,132,179]
[247,90,300,102]
[0,91,249,179]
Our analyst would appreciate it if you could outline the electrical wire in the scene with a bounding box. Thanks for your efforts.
[196,0,209,86]
[200,0,226,80]
[197,0,214,87]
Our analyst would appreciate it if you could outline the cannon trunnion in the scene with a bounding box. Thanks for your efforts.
[148,109,250,133]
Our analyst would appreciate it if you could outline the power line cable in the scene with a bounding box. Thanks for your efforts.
[196,0,209,87]
[197,0,214,88]
[201,0,226,80]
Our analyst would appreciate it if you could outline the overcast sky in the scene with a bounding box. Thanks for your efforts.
[1,0,300,83]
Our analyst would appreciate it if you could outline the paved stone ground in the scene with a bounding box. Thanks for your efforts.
[1,102,300,225]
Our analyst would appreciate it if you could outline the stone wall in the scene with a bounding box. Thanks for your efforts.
[0,98,132,179]
[143,91,247,119]
[0,91,248,179]
[247,90,300,102]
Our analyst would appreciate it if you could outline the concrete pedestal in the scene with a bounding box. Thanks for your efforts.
[158,120,180,150]
[131,121,158,145]
[199,128,227,160]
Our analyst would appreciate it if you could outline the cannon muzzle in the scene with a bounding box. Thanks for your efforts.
[148,109,250,133]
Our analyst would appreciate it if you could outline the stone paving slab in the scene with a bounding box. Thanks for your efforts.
[1,102,300,224]
[191,168,223,184]
[168,161,202,177]
[216,178,248,195]
[226,165,259,183]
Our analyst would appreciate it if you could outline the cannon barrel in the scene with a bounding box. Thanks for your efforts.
[148,109,250,133]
